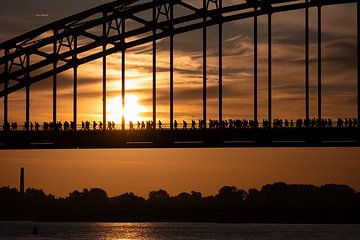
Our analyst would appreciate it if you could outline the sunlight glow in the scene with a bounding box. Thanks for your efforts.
[107,94,145,123]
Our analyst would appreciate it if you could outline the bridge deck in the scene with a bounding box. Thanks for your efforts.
[1,128,359,149]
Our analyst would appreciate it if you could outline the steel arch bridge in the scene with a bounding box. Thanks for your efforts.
[0,0,359,149]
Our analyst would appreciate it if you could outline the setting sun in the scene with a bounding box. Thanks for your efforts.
[107,95,145,123]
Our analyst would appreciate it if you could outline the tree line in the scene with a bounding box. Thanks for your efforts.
[0,182,359,223]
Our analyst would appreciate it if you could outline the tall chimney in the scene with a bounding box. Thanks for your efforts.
[20,167,24,195]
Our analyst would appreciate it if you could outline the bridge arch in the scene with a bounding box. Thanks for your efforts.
[0,0,358,130]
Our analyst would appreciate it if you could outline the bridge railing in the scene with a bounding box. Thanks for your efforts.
[1,119,358,132]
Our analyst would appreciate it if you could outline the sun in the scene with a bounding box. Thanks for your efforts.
[107,94,144,123]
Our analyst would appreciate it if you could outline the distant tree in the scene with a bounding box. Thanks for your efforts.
[24,188,54,203]
[175,191,203,206]
[148,189,170,206]
[68,190,82,202]
[88,188,108,202]
[216,186,247,204]
[112,192,145,208]
[149,189,170,200]
[0,186,20,205]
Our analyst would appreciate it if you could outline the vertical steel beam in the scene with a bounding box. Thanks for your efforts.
[318,4,322,123]
[103,13,107,130]
[25,54,30,131]
[254,4,258,123]
[219,0,223,126]
[153,0,157,129]
[358,0,360,127]
[203,0,207,128]
[305,0,310,120]
[53,30,57,124]
[170,1,174,130]
[4,49,8,124]
[73,33,78,131]
[268,11,272,128]
[122,19,126,131]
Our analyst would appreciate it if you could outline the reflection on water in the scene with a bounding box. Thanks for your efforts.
[0,222,359,240]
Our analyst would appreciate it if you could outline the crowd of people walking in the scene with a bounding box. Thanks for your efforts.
[2,117,359,131]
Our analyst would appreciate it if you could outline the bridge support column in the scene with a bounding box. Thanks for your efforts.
[153,0,157,130]
[219,0,223,126]
[53,30,57,124]
[305,0,310,120]
[358,0,360,127]
[254,3,258,123]
[122,19,126,131]
[26,54,30,131]
[203,0,207,128]
[170,2,174,130]
[268,10,272,128]
[122,48,126,131]
[73,33,77,131]
[318,4,322,123]
[103,13,107,130]
[4,49,8,124]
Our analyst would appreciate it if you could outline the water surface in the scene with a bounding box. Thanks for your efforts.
[0,222,359,240]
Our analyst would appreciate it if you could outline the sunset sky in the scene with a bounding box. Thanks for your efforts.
[0,0,359,197]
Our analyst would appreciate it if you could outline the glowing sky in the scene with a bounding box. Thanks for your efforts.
[0,0,358,124]
[1,148,360,197]
[0,0,359,197]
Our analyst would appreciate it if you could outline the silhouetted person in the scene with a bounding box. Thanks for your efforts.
[191,120,196,129]
[158,120,162,129]
[174,120,178,130]
[141,121,145,130]
[183,120,187,130]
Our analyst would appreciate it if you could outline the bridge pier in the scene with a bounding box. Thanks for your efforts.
[318,4,322,122]
[305,0,310,120]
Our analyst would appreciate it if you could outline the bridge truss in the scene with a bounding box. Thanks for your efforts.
[0,0,359,148]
